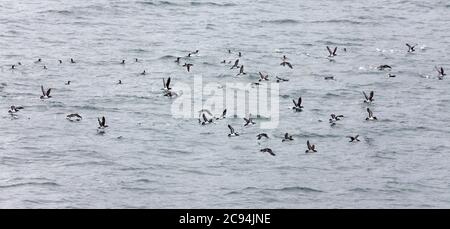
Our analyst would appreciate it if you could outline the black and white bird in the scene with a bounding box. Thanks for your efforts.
[230,59,239,69]
[236,65,246,76]
[346,135,360,142]
[305,140,317,153]
[329,114,344,125]
[98,116,108,129]
[120,60,125,64]
[140,70,146,75]
[227,124,239,137]
[65,81,71,85]
[8,105,24,114]
[280,61,293,69]
[256,133,269,140]
[163,77,172,91]
[215,109,227,120]
[282,133,294,142]
[292,97,303,111]
[276,76,289,83]
[175,57,181,64]
[40,85,52,99]
[260,148,275,156]
[435,66,446,80]
[70,58,76,63]
[183,63,193,72]
[259,72,269,81]
[243,114,256,126]
[66,113,82,122]
[363,91,374,103]
[365,108,378,121]
[327,46,337,57]
[201,113,214,125]
[406,43,417,53]
[377,65,392,70]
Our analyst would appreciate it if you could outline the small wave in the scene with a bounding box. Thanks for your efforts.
[261,19,300,25]
[138,1,179,6]
[0,182,60,189]
[309,19,372,25]
[190,2,236,7]
[40,10,73,15]
[265,186,323,193]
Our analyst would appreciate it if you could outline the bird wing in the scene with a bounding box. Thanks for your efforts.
[46,88,51,96]
[41,85,46,96]
[369,91,374,100]
[363,91,369,100]
[307,140,312,150]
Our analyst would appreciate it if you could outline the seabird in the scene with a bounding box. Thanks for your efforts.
[346,135,360,142]
[221,60,226,64]
[243,114,256,126]
[66,113,82,122]
[377,65,392,70]
[175,57,181,64]
[216,109,227,120]
[435,66,446,80]
[43,65,47,70]
[98,116,108,130]
[260,148,275,156]
[276,76,289,83]
[327,46,337,57]
[282,133,293,142]
[70,58,76,63]
[135,58,139,62]
[230,59,239,69]
[163,77,172,91]
[236,65,246,76]
[363,91,374,103]
[35,58,42,63]
[8,106,24,114]
[120,60,125,64]
[40,85,52,99]
[141,70,146,75]
[258,72,269,81]
[256,133,269,140]
[58,60,63,64]
[238,52,242,57]
[200,113,214,125]
[365,108,378,121]
[65,81,71,85]
[387,73,396,78]
[11,65,15,69]
[324,76,335,80]
[280,61,293,69]
[406,43,417,53]
[305,140,317,153]
[17,62,22,65]
[227,124,239,137]
[329,114,344,126]
[183,63,193,72]
[292,97,303,111]
[117,80,122,85]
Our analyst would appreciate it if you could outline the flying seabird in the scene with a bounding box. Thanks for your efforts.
[256,133,269,140]
[292,97,303,111]
[8,106,24,114]
[346,135,360,142]
[163,77,172,91]
[40,85,52,99]
[406,43,417,53]
[236,65,246,76]
[66,113,82,122]
[258,72,269,81]
[243,114,256,126]
[70,58,76,63]
[280,61,293,69]
[327,46,337,57]
[201,113,214,125]
[260,148,275,156]
[276,76,289,83]
[363,91,374,103]
[65,81,71,85]
[175,57,181,64]
[117,80,122,85]
[435,66,446,80]
[365,108,378,121]
[98,116,108,129]
[216,109,227,120]
[282,133,294,142]
[305,140,317,153]
[120,60,125,64]
[227,124,239,137]
[183,63,193,72]
[377,65,392,70]
[230,59,239,69]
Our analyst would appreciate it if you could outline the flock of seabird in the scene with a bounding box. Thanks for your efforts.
[4,43,446,155]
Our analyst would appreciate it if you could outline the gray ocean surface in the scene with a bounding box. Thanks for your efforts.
[1,0,450,208]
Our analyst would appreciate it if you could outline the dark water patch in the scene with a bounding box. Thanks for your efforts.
[261,19,300,25]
